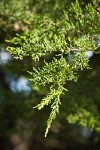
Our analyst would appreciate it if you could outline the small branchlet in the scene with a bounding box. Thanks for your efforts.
[6,0,100,137]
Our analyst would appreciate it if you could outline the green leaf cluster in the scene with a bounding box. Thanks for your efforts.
[4,0,100,136]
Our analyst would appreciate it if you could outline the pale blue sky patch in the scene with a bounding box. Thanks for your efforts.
[0,47,12,65]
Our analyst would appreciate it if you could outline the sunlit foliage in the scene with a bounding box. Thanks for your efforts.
[0,0,100,137]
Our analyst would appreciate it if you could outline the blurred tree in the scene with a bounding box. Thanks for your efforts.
[0,0,100,149]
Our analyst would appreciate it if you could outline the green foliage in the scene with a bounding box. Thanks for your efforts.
[4,0,100,137]
[67,104,100,132]
[67,109,98,130]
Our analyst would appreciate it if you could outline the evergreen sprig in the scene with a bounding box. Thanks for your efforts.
[5,0,100,136]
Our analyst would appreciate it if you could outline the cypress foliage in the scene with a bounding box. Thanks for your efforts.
[2,0,100,136]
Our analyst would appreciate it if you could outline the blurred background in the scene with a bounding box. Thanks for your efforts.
[0,0,100,149]
[1,45,100,150]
